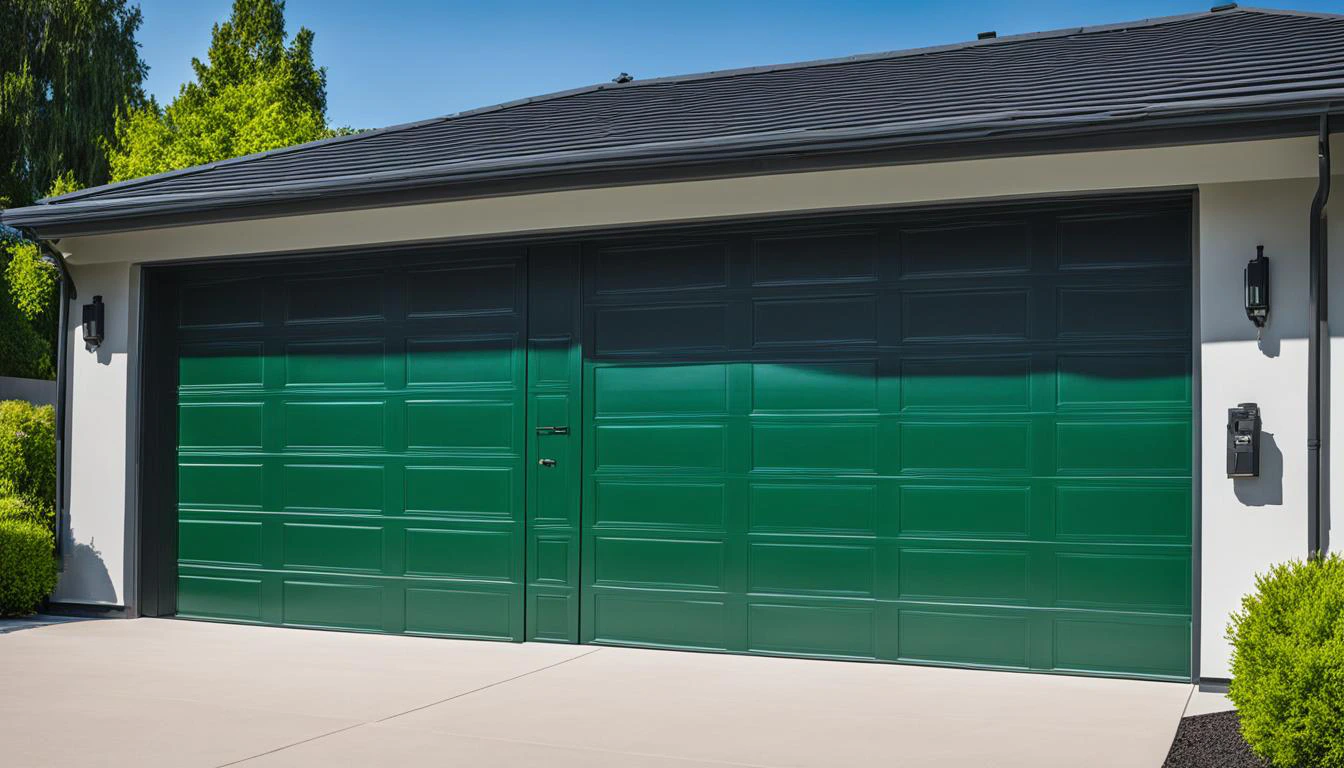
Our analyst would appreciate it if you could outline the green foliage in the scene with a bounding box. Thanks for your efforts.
[1227,555,1344,768]
[0,0,146,208]
[0,273,54,379]
[109,0,341,181]
[0,518,58,616]
[0,401,57,514]
[0,495,52,532]
[3,240,56,323]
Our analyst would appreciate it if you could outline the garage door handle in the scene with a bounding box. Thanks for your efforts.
[538,458,557,467]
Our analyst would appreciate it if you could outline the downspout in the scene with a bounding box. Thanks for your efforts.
[1308,114,1332,557]
[17,227,76,560]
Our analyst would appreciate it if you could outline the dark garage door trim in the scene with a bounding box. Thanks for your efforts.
[133,190,1200,681]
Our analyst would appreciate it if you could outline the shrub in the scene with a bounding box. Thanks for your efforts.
[0,518,58,616]
[1227,554,1344,768]
[0,400,56,513]
[0,494,53,531]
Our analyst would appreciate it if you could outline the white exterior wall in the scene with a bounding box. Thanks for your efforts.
[49,135,1344,679]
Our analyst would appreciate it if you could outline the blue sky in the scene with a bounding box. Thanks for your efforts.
[134,0,1344,131]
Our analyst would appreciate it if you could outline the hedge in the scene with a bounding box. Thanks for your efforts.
[0,400,56,534]
[1227,554,1344,768]
[0,518,58,616]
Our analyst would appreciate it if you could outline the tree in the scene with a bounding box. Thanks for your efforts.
[0,0,146,209]
[109,0,343,182]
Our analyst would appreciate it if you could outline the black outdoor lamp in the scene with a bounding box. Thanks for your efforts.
[1245,245,1270,336]
[82,295,105,349]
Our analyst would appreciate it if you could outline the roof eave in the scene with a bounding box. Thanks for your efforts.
[6,100,1341,239]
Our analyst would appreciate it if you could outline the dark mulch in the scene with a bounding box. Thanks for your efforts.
[1163,710,1268,768]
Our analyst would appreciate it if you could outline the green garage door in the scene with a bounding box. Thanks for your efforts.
[580,198,1193,679]
[174,247,531,639]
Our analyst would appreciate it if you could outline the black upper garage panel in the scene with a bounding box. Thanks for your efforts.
[3,7,1343,233]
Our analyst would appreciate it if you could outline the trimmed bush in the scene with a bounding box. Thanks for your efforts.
[0,494,53,530]
[0,400,56,526]
[1227,554,1344,768]
[0,518,58,616]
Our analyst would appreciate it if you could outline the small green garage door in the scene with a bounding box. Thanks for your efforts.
[174,248,531,638]
[580,199,1192,679]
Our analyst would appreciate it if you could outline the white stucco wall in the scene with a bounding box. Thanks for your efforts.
[48,134,1344,680]
[1196,178,1344,679]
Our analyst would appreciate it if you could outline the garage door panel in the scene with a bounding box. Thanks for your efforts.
[174,250,527,640]
[580,198,1193,679]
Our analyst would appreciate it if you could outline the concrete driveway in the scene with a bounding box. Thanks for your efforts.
[0,618,1195,767]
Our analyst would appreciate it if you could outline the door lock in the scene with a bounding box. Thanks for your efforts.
[538,458,557,467]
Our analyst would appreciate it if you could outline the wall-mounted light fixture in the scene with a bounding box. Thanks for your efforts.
[82,295,105,349]
[1245,245,1270,337]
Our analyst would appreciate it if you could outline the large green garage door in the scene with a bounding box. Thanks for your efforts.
[174,247,532,638]
[164,196,1191,680]
[580,198,1193,679]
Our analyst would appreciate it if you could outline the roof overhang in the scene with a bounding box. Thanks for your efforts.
[4,100,1341,239]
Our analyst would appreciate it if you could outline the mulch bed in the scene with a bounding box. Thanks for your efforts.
[1163,710,1267,768]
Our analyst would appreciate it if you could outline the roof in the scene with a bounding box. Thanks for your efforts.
[5,5,1344,235]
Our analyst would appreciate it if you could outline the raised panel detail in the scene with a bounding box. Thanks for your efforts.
[1058,212,1189,270]
[286,340,385,386]
[594,537,724,590]
[406,401,514,451]
[1055,485,1190,542]
[1054,618,1190,678]
[898,610,1029,668]
[179,279,264,328]
[748,603,875,657]
[282,464,384,513]
[179,403,263,449]
[899,549,1029,602]
[595,424,725,471]
[592,593,727,650]
[594,242,729,293]
[1058,287,1189,337]
[178,342,263,388]
[284,402,384,449]
[594,364,728,416]
[752,362,877,412]
[405,588,513,638]
[404,466,513,518]
[902,290,1029,341]
[179,520,262,566]
[287,274,383,323]
[406,336,517,387]
[749,483,876,534]
[753,232,877,285]
[594,482,725,529]
[753,296,877,346]
[1056,553,1190,612]
[752,424,877,472]
[282,523,383,572]
[283,581,383,630]
[1056,421,1190,474]
[178,463,263,509]
[404,529,511,580]
[900,422,1030,473]
[902,357,1031,410]
[177,575,263,621]
[899,486,1029,538]
[594,304,728,354]
[407,262,519,318]
[900,222,1030,277]
[748,543,875,596]
[1057,354,1190,406]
